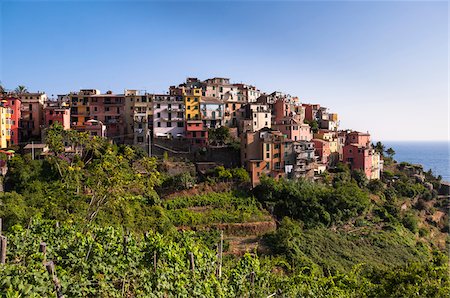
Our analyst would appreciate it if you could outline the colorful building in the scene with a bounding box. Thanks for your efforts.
[200,96,224,129]
[240,103,271,133]
[312,139,331,164]
[184,88,202,121]
[343,131,380,179]
[18,92,47,142]
[124,90,153,150]
[3,97,21,146]
[241,128,287,186]
[44,103,71,129]
[0,103,7,148]
[153,94,185,138]
[185,120,208,147]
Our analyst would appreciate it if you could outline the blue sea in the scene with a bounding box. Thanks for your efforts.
[382,141,450,182]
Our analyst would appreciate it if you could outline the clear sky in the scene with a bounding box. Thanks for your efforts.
[1,1,448,141]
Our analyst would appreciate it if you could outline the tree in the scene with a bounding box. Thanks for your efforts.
[0,82,5,94]
[374,141,385,156]
[209,126,231,145]
[14,85,28,94]
[385,147,396,159]
[305,120,319,133]
[351,169,369,188]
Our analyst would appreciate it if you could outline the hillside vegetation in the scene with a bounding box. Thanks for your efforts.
[0,125,448,297]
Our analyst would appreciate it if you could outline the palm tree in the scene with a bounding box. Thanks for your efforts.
[374,141,385,156]
[0,82,5,94]
[15,85,28,94]
[385,147,396,159]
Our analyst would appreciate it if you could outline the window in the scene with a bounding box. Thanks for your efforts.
[177,122,183,127]
[137,136,144,142]
[266,153,270,158]
[266,144,270,151]
[94,107,98,112]
[167,122,172,127]
[156,104,160,108]
[157,113,161,118]
[105,107,110,112]
[157,122,161,127]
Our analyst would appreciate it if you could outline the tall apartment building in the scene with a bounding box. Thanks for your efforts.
[3,97,21,146]
[0,103,8,148]
[18,92,47,141]
[240,103,271,134]
[68,89,126,142]
[200,97,224,129]
[153,94,185,138]
[234,83,261,103]
[241,128,287,186]
[343,131,381,179]
[284,140,316,179]
[124,90,153,148]
[43,102,71,129]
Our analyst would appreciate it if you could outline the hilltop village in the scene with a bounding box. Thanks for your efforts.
[0,77,382,186]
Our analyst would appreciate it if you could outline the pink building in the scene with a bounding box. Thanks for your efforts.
[44,105,70,129]
[343,144,373,178]
[185,120,208,147]
[343,131,374,178]
[4,97,21,146]
[88,93,126,142]
[345,131,371,147]
[302,104,320,122]
[312,139,331,164]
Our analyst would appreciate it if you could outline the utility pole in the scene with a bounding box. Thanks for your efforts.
[31,141,34,160]
[148,130,152,157]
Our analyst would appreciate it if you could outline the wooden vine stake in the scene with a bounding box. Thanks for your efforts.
[0,217,2,236]
[189,252,195,276]
[40,242,47,263]
[0,236,6,264]
[45,261,64,298]
[217,230,223,278]
[153,251,157,273]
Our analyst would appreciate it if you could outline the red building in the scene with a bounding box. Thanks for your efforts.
[185,120,208,147]
[343,144,373,178]
[302,104,320,122]
[44,105,70,129]
[343,131,373,178]
[4,97,21,146]
[345,131,370,147]
[312,139,331,164]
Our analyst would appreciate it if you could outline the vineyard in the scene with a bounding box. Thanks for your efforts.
[0,220,448,297]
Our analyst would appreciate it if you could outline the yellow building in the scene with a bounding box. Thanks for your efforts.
[184,88,201,120]
[0,105,7,148]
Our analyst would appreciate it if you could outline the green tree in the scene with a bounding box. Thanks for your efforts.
[231,167,250,183]
[209,126,231,145]
[14,85,28,94]
[351,169,369,188]
[373,141,385,156]
[385,147,396,159]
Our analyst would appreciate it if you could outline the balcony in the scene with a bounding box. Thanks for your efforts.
[161,117,183,122]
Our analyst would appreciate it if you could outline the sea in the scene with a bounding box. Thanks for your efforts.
[382,141,450,182]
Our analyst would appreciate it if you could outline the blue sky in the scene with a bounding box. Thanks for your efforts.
[1,1,448,141]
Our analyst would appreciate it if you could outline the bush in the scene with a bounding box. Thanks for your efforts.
[402,213,419,233]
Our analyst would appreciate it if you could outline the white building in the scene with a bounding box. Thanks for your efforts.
[153,94,185,138]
